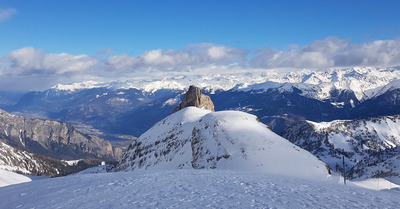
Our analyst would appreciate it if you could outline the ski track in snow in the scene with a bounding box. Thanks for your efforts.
[0,170,399,209]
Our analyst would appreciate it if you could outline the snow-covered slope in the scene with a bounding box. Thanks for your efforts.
[116,107,328,180]
[0,169,32,187]
[1,170,399,208]
[282,115,400,179]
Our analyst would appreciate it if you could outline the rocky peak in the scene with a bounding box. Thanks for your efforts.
[173,85,215,113]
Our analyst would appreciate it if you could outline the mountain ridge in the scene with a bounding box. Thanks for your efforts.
[0,108,122,161]
[281,115,400,179]
[3,66,400,139]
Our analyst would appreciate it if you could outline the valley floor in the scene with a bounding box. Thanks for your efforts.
[0,170,399,209]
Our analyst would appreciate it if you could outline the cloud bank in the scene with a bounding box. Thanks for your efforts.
[105,44,247,72]
[251,37,400,68]
[0,8,16,22]
[5,47,98,76]
[1,37,400,91]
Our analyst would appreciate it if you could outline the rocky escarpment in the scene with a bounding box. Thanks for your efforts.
[173,85,214,113]
[0,109,122,161]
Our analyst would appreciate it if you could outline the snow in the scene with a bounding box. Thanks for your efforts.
[308,116,400,153]
[353,178,400,191]
[73,165,111,175]
[191,110,328,179]
[52,81,103,91]
[117,107,328,180]
[296,116,400,180]
[63,159,82,166]
[0,169,32,187]
[328,133,354,152]
[161,98,179,107]
[1,170,399,208]
[50,67,400,102]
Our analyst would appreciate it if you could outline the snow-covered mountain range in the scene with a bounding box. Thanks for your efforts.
[50,67,400,102]
[4,66,400,139]
[1,81,400,208]
[282,115,400,180]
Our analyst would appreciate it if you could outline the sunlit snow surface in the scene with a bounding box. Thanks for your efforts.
[1,170,399,208]
[353,178,400,191]
[0,169,31,187]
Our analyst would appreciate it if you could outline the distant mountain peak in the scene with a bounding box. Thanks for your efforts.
[52,81,104,91]
[173,85,215,113]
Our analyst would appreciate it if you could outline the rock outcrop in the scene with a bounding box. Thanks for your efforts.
[173,85,214,113]
[0,109,122,161]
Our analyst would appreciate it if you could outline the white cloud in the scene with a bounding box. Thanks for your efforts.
[105,54,138,72]
[250,37,400,68]
[2,38,400,91]
[5,47,98,76]
[9,47,44,72]
[142,49,174,65]
[0,8,16,22]
[104,44,247,72]
[42,53,98,74]
[208,46,227,60]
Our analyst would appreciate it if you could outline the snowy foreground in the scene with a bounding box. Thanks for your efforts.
[1,170,399,209]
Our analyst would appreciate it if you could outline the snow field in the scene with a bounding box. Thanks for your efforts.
[353,178,400,190]
[0,170,399,209]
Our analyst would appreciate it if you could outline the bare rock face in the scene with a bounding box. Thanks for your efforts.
[173,85,215,113]
[0,109,122,161]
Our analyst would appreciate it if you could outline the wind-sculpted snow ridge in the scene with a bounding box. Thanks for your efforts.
[1,170,400,208]
[282,115,400,180]
[116,107,328,180]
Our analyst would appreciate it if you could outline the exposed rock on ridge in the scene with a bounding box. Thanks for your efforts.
[173,85,214,113]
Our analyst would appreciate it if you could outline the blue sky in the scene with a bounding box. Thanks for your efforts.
[0,0,400,90]
[2,0,399,55]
